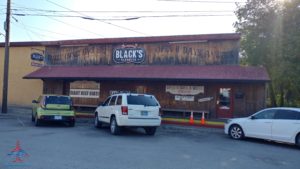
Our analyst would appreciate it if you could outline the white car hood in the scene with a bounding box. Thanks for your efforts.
[229,117,249,123]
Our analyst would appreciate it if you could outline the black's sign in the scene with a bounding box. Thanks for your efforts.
[113,48,145,64]
[31,53,44,61]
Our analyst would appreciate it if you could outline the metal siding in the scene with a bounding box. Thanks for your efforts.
[44,40,239,66]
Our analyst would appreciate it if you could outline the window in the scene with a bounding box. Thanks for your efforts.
[116,96,122,105]
[274,110,299,120]
[109,96,117,106]
[253,109,276,119]
[103,97,111,106]
[218,88,231,109]
[127,95,158,106]
[45,96,71,105]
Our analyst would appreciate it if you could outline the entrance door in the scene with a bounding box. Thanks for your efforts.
[216,88,233,118]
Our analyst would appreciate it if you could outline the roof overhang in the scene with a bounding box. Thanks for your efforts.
[23,65,270,83]
[1,33,240,47]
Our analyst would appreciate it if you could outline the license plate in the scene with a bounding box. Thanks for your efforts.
[141,111,148,116]
[54,115,62,120]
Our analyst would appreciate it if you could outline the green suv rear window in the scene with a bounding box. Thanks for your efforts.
[45,96,72,105]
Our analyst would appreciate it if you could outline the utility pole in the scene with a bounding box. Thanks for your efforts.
[2,0,11,114]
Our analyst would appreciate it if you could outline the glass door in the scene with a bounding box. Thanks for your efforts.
[216,88,233,118]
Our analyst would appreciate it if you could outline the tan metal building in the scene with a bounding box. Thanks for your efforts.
[0,43,44,107]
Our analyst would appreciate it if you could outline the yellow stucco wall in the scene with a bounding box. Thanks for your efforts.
[0,46,44,107]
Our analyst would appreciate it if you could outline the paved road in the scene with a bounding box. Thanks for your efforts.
[0,114,299,169]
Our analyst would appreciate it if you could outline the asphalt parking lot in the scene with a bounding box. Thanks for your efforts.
[0,109,300,169]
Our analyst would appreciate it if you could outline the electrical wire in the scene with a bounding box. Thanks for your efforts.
[18,23,84,39]
[9,4,235,20]
[11,7,235,13]
[45,0,150,36]
[11,2,105,38]
[158,0,245,3]
[11,12,234,20]
[43,15,105,37]
[13,22,42,41]
[6,1,239,41]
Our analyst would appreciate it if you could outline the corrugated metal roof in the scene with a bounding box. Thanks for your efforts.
[1,33,240,47]
[23,65,269,82]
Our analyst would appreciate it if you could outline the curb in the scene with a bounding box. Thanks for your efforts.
[0,108,225,129]
[162,120,224,129]
[75,113,224,129]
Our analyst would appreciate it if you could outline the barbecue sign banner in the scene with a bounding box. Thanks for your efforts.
[113,47,146,64]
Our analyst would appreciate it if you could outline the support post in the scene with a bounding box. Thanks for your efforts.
[2,0,11,114]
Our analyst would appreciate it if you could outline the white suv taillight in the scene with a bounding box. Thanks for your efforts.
[121,106,128,115]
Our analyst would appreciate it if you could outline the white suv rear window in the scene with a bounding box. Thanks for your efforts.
[127,95,158,106]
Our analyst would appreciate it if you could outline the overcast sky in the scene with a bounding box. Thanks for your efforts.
[0,0,246,42]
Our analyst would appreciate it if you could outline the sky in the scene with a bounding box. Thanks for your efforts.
[0,0,246,42]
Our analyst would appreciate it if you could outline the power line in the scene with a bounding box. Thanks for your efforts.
[158,0,245,3]
[11,7,235,13]
[10,5,235,20]
[20,24,84,39]
[11,2,106,38]
[45,0,150,36]
[13,21,34,41]
[13,20,64,40]
[43,15,105,37]
[12,12,234,20]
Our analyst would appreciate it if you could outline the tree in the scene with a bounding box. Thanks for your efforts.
[235,0,300,106]
[281,0,300,106]
[235,0,280,106]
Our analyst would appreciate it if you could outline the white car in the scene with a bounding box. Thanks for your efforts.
[94,93,161,135]
[225,107,300,147]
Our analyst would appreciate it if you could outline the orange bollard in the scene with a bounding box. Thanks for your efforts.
[201,112,205,125]
[189,112,194,124]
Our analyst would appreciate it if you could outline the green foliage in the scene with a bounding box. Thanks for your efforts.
[235,0,300,107]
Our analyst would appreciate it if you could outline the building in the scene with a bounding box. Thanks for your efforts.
[1,33,270,118]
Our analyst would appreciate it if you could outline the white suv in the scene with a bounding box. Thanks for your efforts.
[94,93,161,135]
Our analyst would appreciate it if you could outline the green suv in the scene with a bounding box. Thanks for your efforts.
[32,95,75,127]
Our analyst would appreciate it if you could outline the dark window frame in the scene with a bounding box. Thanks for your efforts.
[116,95,122,105]
[274,109,299,120]
[103,97,111,106]
[109,96,117,106]
[253,109,276,120]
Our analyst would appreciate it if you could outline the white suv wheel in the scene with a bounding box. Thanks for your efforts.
[110,117,120,135]
[94,114,102,128]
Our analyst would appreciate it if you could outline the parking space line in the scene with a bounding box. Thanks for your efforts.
[17,117,25,127]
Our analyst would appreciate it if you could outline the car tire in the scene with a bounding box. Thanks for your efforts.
[31,111,35,122]
[229,125,244,140]
[296,134,300,148]
[110,116,121,135]
[144,127,156,136]
[34,115,41,126]
[94,113,102,128]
